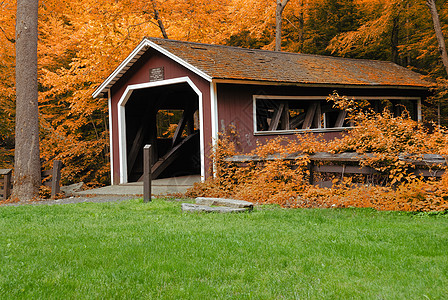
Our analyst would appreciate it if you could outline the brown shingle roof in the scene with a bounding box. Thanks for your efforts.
[93,37,430,98]
[147,37,429,88]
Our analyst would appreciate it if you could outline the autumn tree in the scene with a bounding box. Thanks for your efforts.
[426,0,448,76]
[2,0,448,188]
[305,0,360,55]
[13,0,40,200]
[275,0,290,51]
[326,0,428,63]
[36,0,235,186]
[150,0,168,39]
[0,0,16,168]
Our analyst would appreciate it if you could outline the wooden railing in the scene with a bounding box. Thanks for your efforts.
[225,152,446,186]
[41,160,62,198]
[0,169,12,200]
[0,160,62,200]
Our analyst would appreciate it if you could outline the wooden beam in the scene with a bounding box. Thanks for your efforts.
[143,144,152,202]
[281,102,290,130]
[314,165,377,175]
[127,124,147,175]
[312,102,322,129]
[138,132,199,180]
[335,110,347,127]
[302,102,317,129]
[290,113,305,129]
[172,108,191,147]
[51,160,62,198]
[268,103,285,131]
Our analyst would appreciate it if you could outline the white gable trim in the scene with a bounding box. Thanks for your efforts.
[107,90,115,185]
[93,38,212,99]
[117,77,205,184]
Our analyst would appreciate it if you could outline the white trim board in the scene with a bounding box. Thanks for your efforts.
[93,38,212,99]
[117,77,205,184]
[107,90,115,185]
[253,95,422,101]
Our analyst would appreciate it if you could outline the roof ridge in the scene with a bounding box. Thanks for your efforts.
[145,36,397,65]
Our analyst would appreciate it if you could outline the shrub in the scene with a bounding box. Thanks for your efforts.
[187,94,448,212]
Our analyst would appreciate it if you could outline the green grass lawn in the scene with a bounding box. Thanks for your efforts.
[0,199,447,299]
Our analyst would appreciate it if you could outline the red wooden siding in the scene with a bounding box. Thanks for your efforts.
[109,49,211,183]
[216,83,427,154]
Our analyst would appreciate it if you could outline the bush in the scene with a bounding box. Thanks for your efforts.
[187,94,448,212]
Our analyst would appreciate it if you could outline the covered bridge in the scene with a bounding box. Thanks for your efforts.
[93,37,430,185]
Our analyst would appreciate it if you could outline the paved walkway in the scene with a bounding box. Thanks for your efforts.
[73,175,201,196]
[1,175,201,206]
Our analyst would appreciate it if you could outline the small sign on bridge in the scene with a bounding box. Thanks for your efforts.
[149,67,164,82]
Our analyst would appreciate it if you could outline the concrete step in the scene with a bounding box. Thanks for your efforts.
[195,197,253,210]
[181,203,249,213]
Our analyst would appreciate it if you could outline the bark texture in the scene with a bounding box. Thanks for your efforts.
[13,0,41,200]
[426,0,448,76]
[275,0,290,51]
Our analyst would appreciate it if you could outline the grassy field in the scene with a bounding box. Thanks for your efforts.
[0,199,447,299]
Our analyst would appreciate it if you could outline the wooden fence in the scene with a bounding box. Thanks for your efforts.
[0,160,62,200]
[41,160,62,198]
[225,152,446,186]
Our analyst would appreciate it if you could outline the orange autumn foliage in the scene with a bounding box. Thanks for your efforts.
[187,94,448,212]
[1,0,235,185]
[1,0,448,188]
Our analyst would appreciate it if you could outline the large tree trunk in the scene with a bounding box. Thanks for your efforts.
[13,0,41,200]
[275,0,290,51]
[426,0,448,75]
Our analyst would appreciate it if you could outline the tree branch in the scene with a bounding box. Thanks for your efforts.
[150,0,168,39]
[0,25,15,43]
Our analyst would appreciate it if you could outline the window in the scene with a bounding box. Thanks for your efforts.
[253,95,421,134]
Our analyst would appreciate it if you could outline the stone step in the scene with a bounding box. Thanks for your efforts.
[195,197,253,210]
[181,203,249,213]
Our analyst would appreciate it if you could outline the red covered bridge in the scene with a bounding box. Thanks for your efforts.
[93,37,430,185]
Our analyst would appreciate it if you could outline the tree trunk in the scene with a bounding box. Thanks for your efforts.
[13,0,41,200]
[275,0,290,51]
[391,15,400,64]
[298,0,304,52]
[426,0,448,76]
[151,0,168,39]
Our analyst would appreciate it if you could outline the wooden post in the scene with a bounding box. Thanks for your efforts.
[51,160,62,198]
[308,161,314,185]
[1,169,12,199]
[143,144,152,202]
[5,171,11,199]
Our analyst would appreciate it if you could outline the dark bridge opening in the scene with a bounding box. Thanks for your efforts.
[125,82,200,182]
